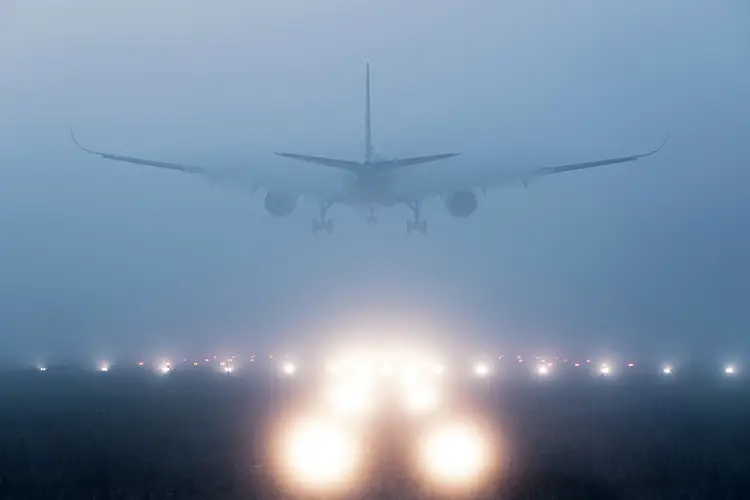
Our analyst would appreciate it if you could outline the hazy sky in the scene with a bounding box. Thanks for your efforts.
[1,0,748,364]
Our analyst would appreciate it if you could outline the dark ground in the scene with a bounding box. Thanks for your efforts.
[0,362,749,499]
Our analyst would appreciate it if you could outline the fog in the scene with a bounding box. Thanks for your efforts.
[0,0,748,363]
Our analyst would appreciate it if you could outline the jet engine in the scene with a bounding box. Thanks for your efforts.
[444,190,478,217]
[264,191,298,217]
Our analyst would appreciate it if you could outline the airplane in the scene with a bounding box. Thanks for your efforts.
[70,64,667,234]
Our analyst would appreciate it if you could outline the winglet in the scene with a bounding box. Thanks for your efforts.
[641,132,669,158]
[69,128,98,155]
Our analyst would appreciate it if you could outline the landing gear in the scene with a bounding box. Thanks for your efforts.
[405,202,427,234]
[366,207,378,226]
[312,202,334,234]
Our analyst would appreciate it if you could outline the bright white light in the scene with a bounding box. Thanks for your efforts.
[223,365,234,374]
[39,366,47,372]
[404,385,440,414]
[327,383,371,415]
[421,421,491,486]
[599,363,611,376]
[662,365,673,375]
[282,419,359,488]
[99,363,109,372]
[537,364,549,376]
[725,364,737,375]
[473,362,490,377]
[159,362,172,374]
[281,362,297,376]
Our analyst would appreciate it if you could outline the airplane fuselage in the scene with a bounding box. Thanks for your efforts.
[341,169,398,207]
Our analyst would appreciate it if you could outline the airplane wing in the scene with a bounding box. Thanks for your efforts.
[273,152,363,173]
[392,134,669,200]
[71,129,210,176]
[70,130,345,201]
[371,153,461,170]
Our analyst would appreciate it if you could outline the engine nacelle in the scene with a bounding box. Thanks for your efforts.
[444,190,478,218]
[264,191,298,217]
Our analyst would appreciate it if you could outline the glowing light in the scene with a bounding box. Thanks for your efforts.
[193,362,199,366]
[473,362,490,377]
[725,364,737,375]
[223,365,234,374]
[99,363,109,372]
[420,421,491,487]
[404,384,440,414]
[628,362,635,368]
[574,363,580,367]
[137,361,144,367]
[599,363,611,376]
[327,383,372,416]
[536,364,549,376]
[281,419,359,488]
[281,362,297,376]
[662,365,673,375]
[159,362,172,374]
[39,366,47,372]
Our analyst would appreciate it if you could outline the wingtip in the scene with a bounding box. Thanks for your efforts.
[69,128,84,151]
[643,132,669,157]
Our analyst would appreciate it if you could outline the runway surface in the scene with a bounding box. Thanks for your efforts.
[0,363,748,499]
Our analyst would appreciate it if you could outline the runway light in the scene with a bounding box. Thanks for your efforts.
[628,362,635,368]
[193,362,199,367]
[420,420,491,487]
[137,361,145,367]
[662,365,673,375]
[223,365,234,374]
[724,364,737,376]
[99,363,109,372]
[574,363,581,367]
[281,419,359,489]
[599,363,611,376]
[281,362,297,376]
[39,366,47,372]
[473,362,490,377]
[536,364,550,376]
[159,361,172,374]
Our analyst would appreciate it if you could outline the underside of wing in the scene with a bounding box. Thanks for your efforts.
[274,152,363,173]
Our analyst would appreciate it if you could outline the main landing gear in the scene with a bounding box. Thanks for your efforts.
[366,206,378,227]
[405,201,427,235]
[312,201,334,234]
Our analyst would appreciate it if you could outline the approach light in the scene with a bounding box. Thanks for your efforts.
[99,363,109,372]
[419,420,491,487]
[662,365,673,375]
[536,364,550,376]
[39,366,47,372]
[724,364,737,376]
[280,419,360,489]
[599,363,611,376]
[282,361,297,376]
[404,384,441,414]
[473,362,490,378]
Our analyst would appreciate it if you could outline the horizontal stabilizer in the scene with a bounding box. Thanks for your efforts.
[274,152,362,173]
[370,153,460,170]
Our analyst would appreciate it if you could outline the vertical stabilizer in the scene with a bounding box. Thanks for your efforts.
[364,63,373,164]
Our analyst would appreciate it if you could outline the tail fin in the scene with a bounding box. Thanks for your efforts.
[365,63,373,164]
